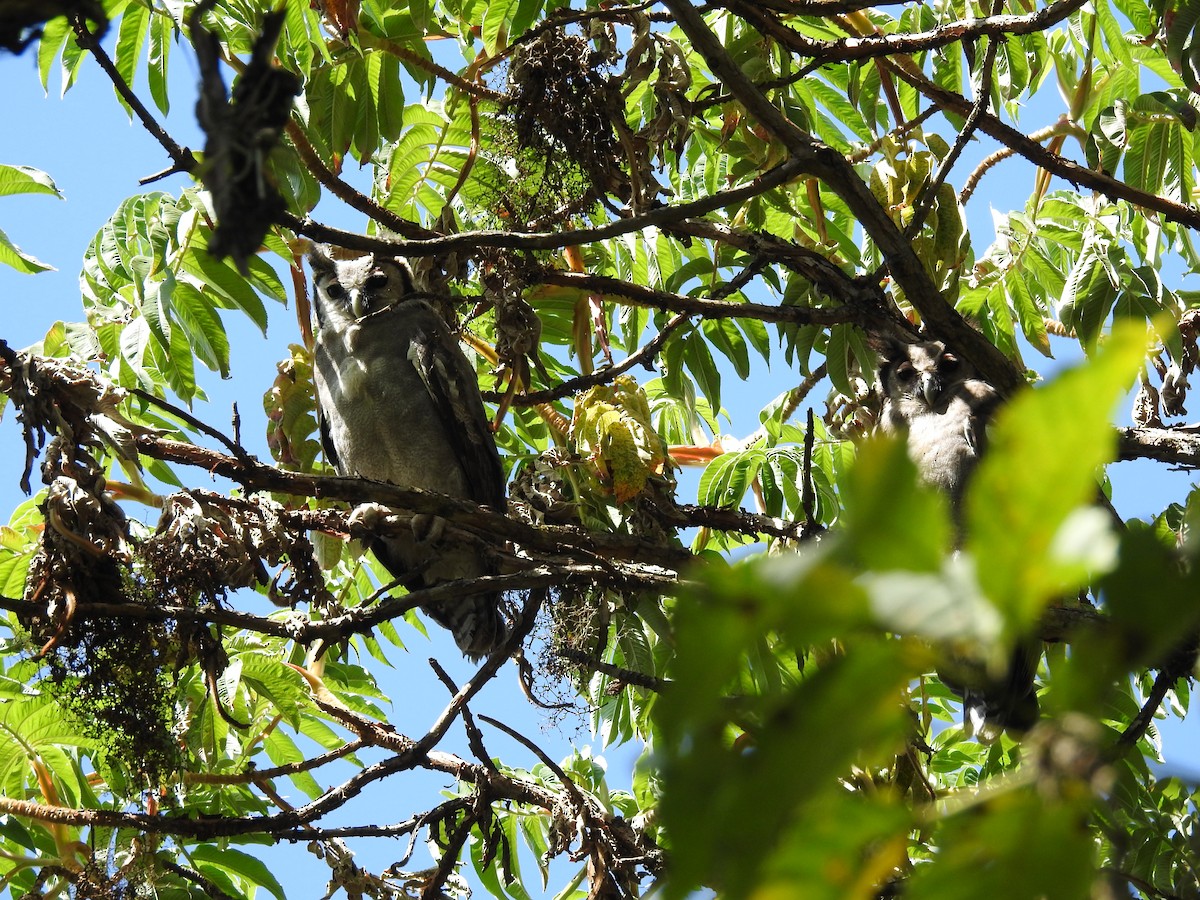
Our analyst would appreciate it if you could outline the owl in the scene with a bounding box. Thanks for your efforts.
[309,245,508,658]
[874,336,1038,741]
[875,338,1001,516]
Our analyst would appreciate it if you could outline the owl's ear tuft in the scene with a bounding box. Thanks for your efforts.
[308,243,337,275]
[865,332,911,383]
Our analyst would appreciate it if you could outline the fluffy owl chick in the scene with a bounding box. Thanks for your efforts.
[309,245,508,659]
[874,337,1038,741]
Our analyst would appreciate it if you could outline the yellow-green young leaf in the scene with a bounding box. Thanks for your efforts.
[840,434,951,573]
[965,323,1147,630]
[572,376,669,502]
[264,343,322,470]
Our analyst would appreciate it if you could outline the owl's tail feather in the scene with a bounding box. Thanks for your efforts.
[367,535,510,661]
[424,593,510,661]
[944,642,1040,744]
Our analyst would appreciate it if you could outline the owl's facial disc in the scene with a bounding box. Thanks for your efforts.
[348,267,390,318]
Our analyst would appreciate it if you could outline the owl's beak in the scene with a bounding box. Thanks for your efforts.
[920,374,942,406]
[351,292,368,318]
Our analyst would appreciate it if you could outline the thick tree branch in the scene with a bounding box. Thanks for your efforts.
[1117,426,1200,468]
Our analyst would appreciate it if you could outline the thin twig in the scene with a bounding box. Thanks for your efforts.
[185,740,365,784]
[279,156,808,257]
[479,715,588,808]
[429,659,497,771]
[413,592,544,756]
[728,0,1088,64]
[1116,669,1178,750]
[70,16,197,177]
[286,122,435,240]
[159,859,238,900]
[556,648,668,692]
[802,406,818,532]
[129,387,252,463]
[959,118,1082,203]
[421,796,482,900]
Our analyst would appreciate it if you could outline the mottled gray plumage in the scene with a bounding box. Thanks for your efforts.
[877,339,1000,516]
[875,337,1038,741]
[309,246,507,658]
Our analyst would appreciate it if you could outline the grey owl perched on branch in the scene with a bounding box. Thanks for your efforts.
[874,337,1038,741]
[309,245,508,658]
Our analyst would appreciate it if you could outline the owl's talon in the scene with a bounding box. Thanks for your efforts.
[348,502,392,531]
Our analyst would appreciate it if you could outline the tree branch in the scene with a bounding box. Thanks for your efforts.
[658,0,1022,393]
[1117,426,1200,468]
[883,57,1200,234]
[484,311,691,406]
[70,15,197,179]
[534,269,874,328]
[723,0,1088,64]
[278,155,808,257]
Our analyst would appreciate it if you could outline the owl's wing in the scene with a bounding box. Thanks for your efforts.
[315,401,342,471]
[960,379,1003,457]
[404,312,506,509]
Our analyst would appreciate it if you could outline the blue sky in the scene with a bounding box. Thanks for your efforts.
[3,15,1200,899]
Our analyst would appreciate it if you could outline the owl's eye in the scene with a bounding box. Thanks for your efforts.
[365,272,390,290]
[325,283,346,301]
[940,353,959,369]
[896,362,916,381]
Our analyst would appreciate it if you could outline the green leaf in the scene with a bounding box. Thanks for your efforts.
[190,845,288,900]
[263,729,324,800]
[167,280,231,377]
[697,449,764,509]
[908,787,1097,900]
[840,435,951,572]
[36,16,72,91]
[0,226,54,274]
[147,11,172,115]
[660,586,914,900]
[683,329,722,410]
[966,323,1146,629]
[112,2,150,119]
[0,164,62,198]
[481,0,516,54]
